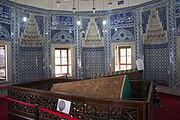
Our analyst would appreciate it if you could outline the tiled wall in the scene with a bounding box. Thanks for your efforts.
[20,47,43,82]
[0,0,179,86]
[176,0,180,86]
[144,44,169,84]
[82,47,105,79]
[142,3,169,84]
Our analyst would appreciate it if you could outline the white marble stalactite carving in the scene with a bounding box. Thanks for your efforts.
[20,14,43,47]
[82,18,104,48]
[143,8,167,45]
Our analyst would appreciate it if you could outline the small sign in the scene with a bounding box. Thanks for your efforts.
[57,98,71,114]
[118,0,124,5]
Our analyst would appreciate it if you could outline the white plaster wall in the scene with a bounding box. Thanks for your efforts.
[10,0,152,11]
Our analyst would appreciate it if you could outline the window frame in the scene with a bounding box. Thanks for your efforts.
[54,48,71,77]
[111,42,135,72]
[0,45,7,81]
[51,44,75,78]
[118,46,132,71]
[0,41,11,83]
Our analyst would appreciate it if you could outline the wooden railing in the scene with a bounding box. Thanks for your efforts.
[8,78,153,120]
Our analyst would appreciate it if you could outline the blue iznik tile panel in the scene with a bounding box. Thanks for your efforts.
[35,15,44,36]
[20,47,43,82]
[51,30,74,44]
[77,11,108,18]
[95,18,104,37]
[0,23,10,40]
[111,27,134,36]
[19,13,29,34]
[134,8,143,60]
[82,18,90,38]
[0,5,11,24]
[176,0,180,3]
[43,15,52,78]
[51,15,74,29]
[142,11,151,34]
[175,0,180,17]
[111,27,134,43]
[176,5,180,16]
[11,8,20,83]
[157,7,167,30]
[167,0,177,86]
[110,12,134,28]
[144,44,169,84]
[82,47,105,78]
[74,17,82,78]
[104,15,111,72]
[176,17,180,35]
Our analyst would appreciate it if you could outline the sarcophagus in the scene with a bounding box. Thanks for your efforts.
[51,75,131,99]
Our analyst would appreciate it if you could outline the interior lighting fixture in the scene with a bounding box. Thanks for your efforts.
[108,0,112,9]
[56,0,61,8]
[72,0,76,14]
[23,0,27,22]
[77,20,81,26]
[23,17,27,22]
[103,19,107,25]
[92,0,96,14]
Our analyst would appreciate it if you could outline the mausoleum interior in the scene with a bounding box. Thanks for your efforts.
[0,0,180,120]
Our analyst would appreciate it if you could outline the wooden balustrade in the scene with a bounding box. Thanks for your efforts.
[8,78,153,120]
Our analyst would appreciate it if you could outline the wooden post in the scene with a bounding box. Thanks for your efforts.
[34,104,39,120]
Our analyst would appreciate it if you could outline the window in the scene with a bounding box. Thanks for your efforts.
[115,46,132,71]
[0,44,7,81]
[54,48,72,77]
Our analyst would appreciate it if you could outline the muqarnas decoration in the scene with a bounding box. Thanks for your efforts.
[51,30,74,44]
[143,8,167,45]
[20,14,43,47]
[82,18,104,48]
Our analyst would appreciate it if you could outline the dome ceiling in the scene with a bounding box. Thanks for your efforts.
[10,0,152,11]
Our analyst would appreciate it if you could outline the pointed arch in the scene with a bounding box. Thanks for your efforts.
[52,31,73,44]
[112,29,134,42]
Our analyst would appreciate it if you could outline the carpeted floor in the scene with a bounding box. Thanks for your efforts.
[153,93,180,120]
[0,98,8,120]
[0,93,180,120]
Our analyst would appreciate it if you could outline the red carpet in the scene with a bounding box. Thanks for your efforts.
[0,98,8,120]
[0,93,180,120]
[153,93,180,120]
